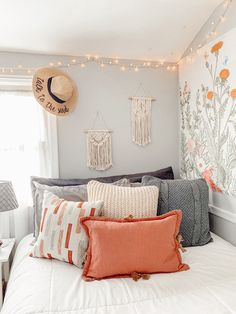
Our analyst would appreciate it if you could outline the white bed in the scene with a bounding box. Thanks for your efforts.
[2,233,236,314]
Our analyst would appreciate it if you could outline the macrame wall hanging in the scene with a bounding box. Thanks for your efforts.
[129,83,156,146]
[85,111,112,171]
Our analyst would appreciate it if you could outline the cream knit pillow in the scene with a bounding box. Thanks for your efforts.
[87,180,159,218]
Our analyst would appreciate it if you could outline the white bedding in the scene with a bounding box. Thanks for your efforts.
[2,233,236,314]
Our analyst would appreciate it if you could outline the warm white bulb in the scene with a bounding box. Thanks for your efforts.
[220,15,226,22]
[121,66,126,71]
[81,63,86,68]
[114,59,119,64]
[57,61,62,66]
[134,67,139,72]
[17,64,23,68]
[147,61,151,66]
[72,59,76,63]
[100,63,105,68]
[49,62,54,66]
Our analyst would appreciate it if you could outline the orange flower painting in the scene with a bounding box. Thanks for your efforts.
[210,41,223,54]
[231,89,236,99]
[219,69,230,80]
[180,39,236,196]
[207,91,214,100]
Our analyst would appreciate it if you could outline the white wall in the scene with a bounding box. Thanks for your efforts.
[180,0,236,246]
[0,51,179,179]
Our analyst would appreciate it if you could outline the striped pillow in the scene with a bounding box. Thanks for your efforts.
[30,191,103,268]
[87,180,159,218]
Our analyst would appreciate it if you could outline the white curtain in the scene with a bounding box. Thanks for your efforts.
[0,78,59,242]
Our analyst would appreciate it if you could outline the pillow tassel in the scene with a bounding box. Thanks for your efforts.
[177,234,187,253]
[131,272,150,281]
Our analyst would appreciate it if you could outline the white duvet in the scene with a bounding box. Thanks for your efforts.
[2,233,236,314]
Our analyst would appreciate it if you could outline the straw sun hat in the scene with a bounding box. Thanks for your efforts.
[32,67,77,116]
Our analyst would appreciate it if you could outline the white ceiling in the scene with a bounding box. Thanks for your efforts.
[0,0,222,62]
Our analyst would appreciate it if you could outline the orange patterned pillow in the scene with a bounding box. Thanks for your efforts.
[30,191,103,268]
[81,210,189,281]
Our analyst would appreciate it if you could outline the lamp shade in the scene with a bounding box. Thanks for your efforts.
[0,180,18,212]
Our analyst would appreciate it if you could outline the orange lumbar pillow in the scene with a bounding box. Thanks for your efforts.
[80,210,189,281]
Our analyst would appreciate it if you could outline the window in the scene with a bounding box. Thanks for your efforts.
[0,77,58,205]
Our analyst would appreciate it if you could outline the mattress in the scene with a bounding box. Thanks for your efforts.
[2,233,236,314]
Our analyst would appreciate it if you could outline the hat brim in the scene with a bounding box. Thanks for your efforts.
[32,67,77,116]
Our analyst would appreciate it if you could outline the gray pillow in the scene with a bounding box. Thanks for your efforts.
[142,176,212,247]
[33,182,88,239]
[32,178,131,239]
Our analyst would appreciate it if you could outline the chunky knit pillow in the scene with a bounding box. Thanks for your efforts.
[87,180,159,218]
[30,191,103,268]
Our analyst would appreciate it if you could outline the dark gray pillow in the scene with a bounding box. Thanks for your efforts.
[31,167,174,188]
[30,167,174,207]
[142,176,212,247]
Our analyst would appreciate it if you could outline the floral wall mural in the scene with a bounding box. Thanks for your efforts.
[179,28,236,195]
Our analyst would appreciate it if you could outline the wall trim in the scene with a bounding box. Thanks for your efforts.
[209,204,236,224]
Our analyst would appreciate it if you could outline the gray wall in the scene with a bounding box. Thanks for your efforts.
[57,63,179,179]
[0,51,179,179]
[181,0,236,246]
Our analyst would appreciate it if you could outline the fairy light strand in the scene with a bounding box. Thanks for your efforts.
[1,0,231,75]
[0,55,177,75]
[179,0,232,64]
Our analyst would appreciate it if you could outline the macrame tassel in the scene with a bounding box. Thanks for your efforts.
[131,97,152,146]
[86,130,112,171]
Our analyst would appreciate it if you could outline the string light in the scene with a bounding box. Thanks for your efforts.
[220,15,226,22]
[0,55,178,75]
[179,0,232,64]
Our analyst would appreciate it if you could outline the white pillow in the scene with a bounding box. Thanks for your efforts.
[87,180,159,218]
[30,191,103,268]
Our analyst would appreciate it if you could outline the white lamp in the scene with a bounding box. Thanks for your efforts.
[0,181,18,248]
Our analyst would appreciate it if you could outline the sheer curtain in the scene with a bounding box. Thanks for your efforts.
[0,77,59,242]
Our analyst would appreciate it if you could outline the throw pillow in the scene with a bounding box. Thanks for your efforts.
[87,180,159,218]
[81,210,189,281]
[30,191,103,268]
[142,176,212,247]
